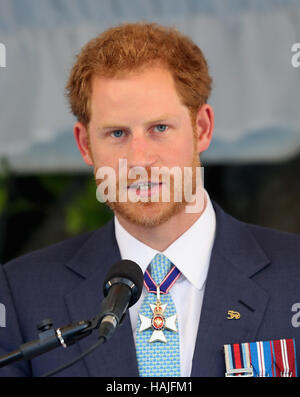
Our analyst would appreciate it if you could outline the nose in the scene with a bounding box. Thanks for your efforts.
[127,132,158,170]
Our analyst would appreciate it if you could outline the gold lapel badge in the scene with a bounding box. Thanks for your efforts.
[227,310,241,320]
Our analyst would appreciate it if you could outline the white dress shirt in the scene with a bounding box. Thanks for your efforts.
[114,190,216,376]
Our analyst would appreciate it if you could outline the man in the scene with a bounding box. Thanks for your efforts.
[0,22,299,377]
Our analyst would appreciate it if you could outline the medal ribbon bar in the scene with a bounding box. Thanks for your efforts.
[224,338,298,377]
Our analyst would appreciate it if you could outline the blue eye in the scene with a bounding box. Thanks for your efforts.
[154,124,168,133]
[111,130,124,138]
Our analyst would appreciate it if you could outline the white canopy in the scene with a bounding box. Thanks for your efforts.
[0,0,299,172]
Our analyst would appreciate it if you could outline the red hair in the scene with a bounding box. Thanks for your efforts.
[66,22,212,126]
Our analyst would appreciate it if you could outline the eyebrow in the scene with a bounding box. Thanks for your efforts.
[97,115,176,131]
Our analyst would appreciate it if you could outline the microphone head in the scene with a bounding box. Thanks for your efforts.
[103,260,144,307]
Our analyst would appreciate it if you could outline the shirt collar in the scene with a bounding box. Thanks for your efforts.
[114,190,216,291]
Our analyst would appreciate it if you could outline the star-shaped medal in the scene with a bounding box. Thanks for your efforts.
[138,301,177,343]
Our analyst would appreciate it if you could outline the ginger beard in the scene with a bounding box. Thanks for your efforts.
[93,133,203,228]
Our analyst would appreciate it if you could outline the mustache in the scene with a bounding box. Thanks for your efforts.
[94,155,201,188]
[95,167,176,185]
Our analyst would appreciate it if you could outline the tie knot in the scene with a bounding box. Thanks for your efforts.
[150,253,172,284]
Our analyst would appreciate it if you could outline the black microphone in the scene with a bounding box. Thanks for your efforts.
[98,260,143,341]
[0,260,143,375]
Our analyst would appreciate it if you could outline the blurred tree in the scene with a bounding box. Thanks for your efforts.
[0,154,299,264]
[65,177,113,236]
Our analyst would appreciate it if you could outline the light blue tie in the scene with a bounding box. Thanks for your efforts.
[136,253,181,377]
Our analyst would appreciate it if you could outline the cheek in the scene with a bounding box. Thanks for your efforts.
[168,141,195,166]
[94,156,119,173]
[91,149,124,178]
[88,136,111,167]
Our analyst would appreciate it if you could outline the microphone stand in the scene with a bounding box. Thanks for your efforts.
[0,273,139,371]
[0,313,104,368]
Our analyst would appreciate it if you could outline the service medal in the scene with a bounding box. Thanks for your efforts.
[139,265,181,343]
[139,286,177,343]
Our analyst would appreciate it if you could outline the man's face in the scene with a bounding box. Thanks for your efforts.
[75,65,213,227]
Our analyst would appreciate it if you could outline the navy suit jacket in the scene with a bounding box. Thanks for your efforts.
[0,201,300,377]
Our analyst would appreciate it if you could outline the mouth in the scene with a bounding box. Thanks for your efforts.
[127,181,163,197]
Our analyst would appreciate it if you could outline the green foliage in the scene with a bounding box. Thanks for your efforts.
[0,186,7,214]
[0,160,9,214]
[0,159,36,215]
[65,178,113,235]
[38,175,72,197]
[0,170,114,263]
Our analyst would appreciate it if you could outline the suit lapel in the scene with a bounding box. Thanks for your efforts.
[62,202,272,377]
[63,219,139,377]
[191,202,270,376]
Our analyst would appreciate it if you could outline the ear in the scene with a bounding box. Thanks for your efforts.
[73,122,94,166]
[194,104,214,153]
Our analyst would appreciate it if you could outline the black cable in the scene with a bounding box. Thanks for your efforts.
[40,337,105,377]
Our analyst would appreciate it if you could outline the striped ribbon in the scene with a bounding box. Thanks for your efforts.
[144,265,181,294]
[224,339,298,377]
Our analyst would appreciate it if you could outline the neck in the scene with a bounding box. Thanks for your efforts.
[115,190,207,252]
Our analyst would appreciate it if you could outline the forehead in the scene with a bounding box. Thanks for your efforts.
[89,66,185,122]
